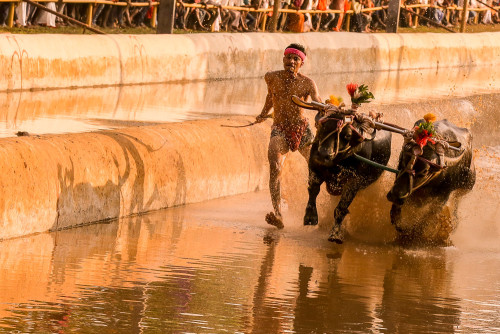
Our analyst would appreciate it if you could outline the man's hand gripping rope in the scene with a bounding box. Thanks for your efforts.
[255,113,272,124]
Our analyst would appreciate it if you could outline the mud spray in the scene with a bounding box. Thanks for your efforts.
[280,93,499,249]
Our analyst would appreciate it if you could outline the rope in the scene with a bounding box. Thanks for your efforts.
[476,0,499,12]
[353,153,399,174]
[401,5,457,33]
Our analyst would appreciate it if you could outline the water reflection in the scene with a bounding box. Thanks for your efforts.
[292,262,374,333]
[0,65,499,137]
[378,250,461,333]
[0,191,498,333]
[248,231,282,334]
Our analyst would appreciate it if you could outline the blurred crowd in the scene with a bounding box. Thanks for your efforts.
[401,0,500,28]
[0,0,153,28]
[0,0,498,30]
[175,0,500,32]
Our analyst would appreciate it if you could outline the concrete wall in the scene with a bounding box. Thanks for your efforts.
[0,118,269,239]
[1,32,500,91]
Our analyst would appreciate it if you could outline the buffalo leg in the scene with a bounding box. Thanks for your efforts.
[304,170,323,226]
[328,184,359,243]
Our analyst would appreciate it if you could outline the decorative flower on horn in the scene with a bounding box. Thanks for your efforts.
[414,113,437,148]
[326,95,343,107]
[346,83,375,105]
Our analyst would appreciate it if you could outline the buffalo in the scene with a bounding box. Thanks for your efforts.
[303,112,392,243]
[386,119,476,245]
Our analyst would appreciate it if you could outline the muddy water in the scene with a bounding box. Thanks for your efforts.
[0,190,498,333]
[0,66,499,332]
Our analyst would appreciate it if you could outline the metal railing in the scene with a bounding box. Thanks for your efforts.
[0,0,498,32]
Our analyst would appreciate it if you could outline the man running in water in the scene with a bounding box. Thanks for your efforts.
[255,43,323,229]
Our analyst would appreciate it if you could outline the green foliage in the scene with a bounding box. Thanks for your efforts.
[351,84,375,105]
[417,121,436,136]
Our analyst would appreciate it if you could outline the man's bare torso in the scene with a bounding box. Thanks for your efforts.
[265,70,316,127]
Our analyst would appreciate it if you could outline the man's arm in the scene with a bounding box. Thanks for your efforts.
[256,93,273,122]
[256,73,274,122]
[309,79,322,103]
[308,78,343,114]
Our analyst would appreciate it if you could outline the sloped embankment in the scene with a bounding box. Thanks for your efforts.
[0,117,269,239]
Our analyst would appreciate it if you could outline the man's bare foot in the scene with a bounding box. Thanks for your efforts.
[265,212,284,229]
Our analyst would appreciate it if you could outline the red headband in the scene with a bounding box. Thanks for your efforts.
[284,48,306,61]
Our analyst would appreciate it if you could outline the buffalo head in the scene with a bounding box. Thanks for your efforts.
[311,114,363,166]
[387,142,442,205]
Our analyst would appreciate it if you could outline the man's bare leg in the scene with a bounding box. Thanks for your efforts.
[266,136,289,229]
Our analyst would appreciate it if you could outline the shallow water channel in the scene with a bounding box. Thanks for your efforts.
[0,66,499,333]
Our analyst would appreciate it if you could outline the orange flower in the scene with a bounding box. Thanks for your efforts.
[328,95,343,106]
[346,83,358,97]
[423,113,436,123]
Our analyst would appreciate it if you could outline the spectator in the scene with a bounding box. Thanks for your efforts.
[330,0,347,31]
[361,0,374,31]
[276,0,291,31]
[350,0,365,31]
[401,0,416,27]
[286,0,305,32]
[302,0,315,31]
[318,0,336,30]
[479,0,494,24]
[174,0,190,29]
[469,0,479,23]
[419,0,430,25]
[37,2,57,27]
[251,0,265,31]
[492,0,500,22]
[92,3,107,27]
[231,0,257,30]
[308,0,322,30]
[223,0,244,31]
[441,0,457,26]
[370,0,387,30]
[183,0,218,30]
[106,0,129,28]
[0,4,8,26]
[16,1,28,26]
[457,0,478,23]
[130,0,153,27]
[432,0,445,24]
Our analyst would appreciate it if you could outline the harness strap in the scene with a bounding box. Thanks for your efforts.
[417,155,444,170]
[403,151,445,170]
[410,172,441,192]
[349,124,363,139]
[318,119,343,147]
[398,151,444,193]
[317,117,366,157]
